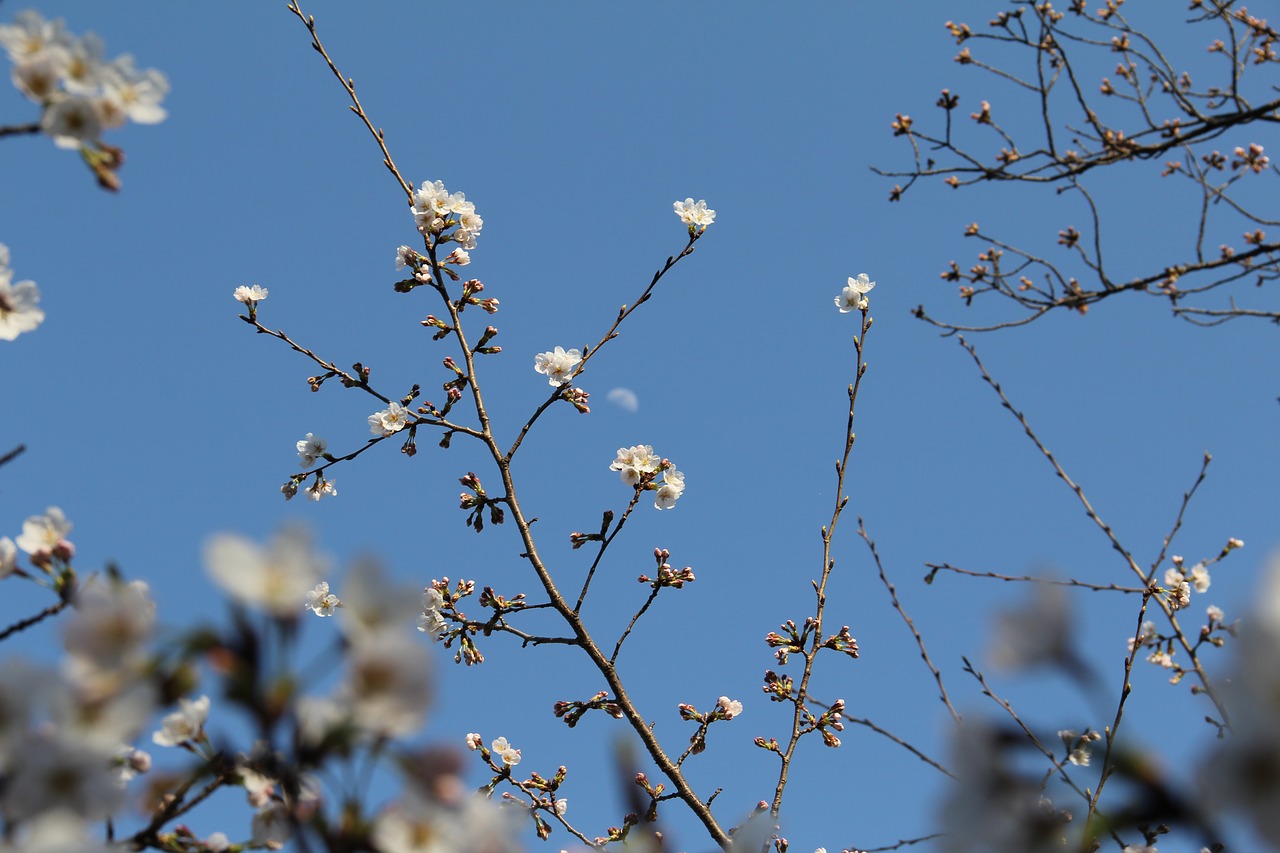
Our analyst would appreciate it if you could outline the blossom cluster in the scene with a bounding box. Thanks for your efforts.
[411,179,484,250]
[0,243,44,341]
[0,9,167,187]
[835,273,876,312]
[533,345,582,387]
[610,444,686,509]
[673,197,716,232]
[369,401,412,436]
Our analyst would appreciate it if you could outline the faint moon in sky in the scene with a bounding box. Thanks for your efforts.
[606,387,639,413]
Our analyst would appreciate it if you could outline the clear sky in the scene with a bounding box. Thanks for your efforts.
[2,2,1277,852]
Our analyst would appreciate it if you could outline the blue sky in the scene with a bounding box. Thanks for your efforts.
[2,2,1277,851]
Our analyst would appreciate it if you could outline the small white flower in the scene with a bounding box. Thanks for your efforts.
[654,482,682,510]
[554,798,568,816]
[673,198,716,229]
[233,284,268,303]
[1207,604,1224,624]
[305,478,337,501]
[533,346,583,387]
[417,587,448,639]
[306,581,341,616]
[16,506,72,556]
[395,245,415,269]
[465,732,483,751]
[98,55,169,125]
[717,696,743,719]
[836,274,876,313]
[491,736,521,766]
[1189,563,1211,593]
[296,433,327,469]
[0,250,45,340]
[0,537,16,578]
[152,695,210,747]
[41,94,102,147]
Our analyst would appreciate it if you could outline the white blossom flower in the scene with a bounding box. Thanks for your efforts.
[717,696,743,719]
[41,94,102,147]
[370,402,410,436]
[203,832,231,852]
[0,251,45,340]
[342,631,433,737]
[395,245,416,269]
[1207,604,1224,624]
[673,198,716,228]
[418,588,448,640]
[533,346,582,387]
[297,433,327,468]
[490,736,521,766]
[152,694,210,747]
[205,526,326,617]
[610,445,660,487]
[338,558,422,641]
[60,33,107,96]
[11,49,65,102]
[655,465,686,510]
[465,732,483,751]
[836,274,876,312]
[233,284,268,303]
[0,537,16,578]
[305,581,341,617]
[16,506,71,557]
[305,478,337,501]
[1189,562,1211,593]
[62,577,156,679]
[1148,650,1174,669]
[554,798,568,816]
[98,54,168,126]
[1127,620,1156,654]
[0,11,70,64]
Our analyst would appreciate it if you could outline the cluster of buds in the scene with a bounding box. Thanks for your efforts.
[677,696,744,755]
[815,698,846,748]
[553,691,624,728]
[458,472,504,533]
[634,772,664,823]
[762,669,795,702]
[820,625,860,660]
[561,386,590,415]
[638,547,695,590]
[765,620,807,665]
[458,279,499,314]
[477,586,526,620]
[1232,143,1269,173]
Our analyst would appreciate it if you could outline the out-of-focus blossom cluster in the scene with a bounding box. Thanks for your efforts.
[0,506,166,848]
[610,444,686,510]
[0,10,168,187]
[0,243,44,341]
